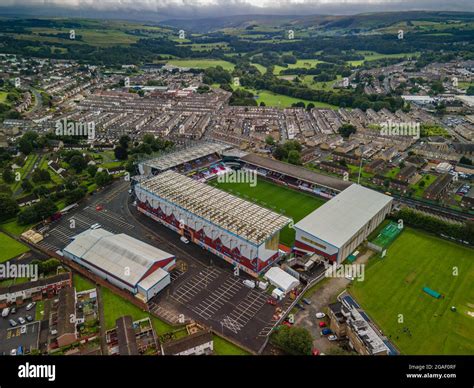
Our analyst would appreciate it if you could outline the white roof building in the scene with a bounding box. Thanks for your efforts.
[295,185,392,249]
[294,185,393,263]
[63,229,175,289]
[264,267,300,293]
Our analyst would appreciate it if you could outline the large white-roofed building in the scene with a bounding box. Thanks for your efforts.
[134,170,291,277]
[63,229,175,302]
[264,267,300,293]
[294,185,393,263]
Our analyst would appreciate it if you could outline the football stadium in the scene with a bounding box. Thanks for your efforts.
[134,141,392,274]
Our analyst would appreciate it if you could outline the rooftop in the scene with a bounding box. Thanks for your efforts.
[241,153,352,192]
[137,170,290,245]
[63,229,173,286]
[140,142,231,172]
[294,185,393,248]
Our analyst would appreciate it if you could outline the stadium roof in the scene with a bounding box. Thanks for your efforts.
[137,170,291,245]
[141,142,231,172]
[241,153,352,192]
[63,229,173,286]
[294,185,393,248]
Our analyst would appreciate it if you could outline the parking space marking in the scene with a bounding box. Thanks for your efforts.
[149,302,184,324]
[83,207,134,230]
[170,269,185,281]
[192,276,243,320]
[221,290,267,333]
[172,267,221,304]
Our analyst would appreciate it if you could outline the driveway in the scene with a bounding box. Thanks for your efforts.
[294,250,373,353]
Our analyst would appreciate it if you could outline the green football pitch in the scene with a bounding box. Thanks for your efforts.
[351,228,474,355]
[210,178,325,246]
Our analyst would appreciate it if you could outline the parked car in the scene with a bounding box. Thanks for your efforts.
[243,280,256,289]
[18,317,26,325]
[328,335,338,341]
[10,349,17,356]
[302,298,312,305]
[315,312,326,319]
[9,319,17,327]
[2,307,10,318]
[267,298,277,306]
[180,236,190,244]
[281,321,292,328]
[25,314,33,322]
[320,328,333,336]
[26,302,36,311]
[319,321,326,328]
[10,307,16,314]
[312,348,320,356]
[296,303,306,310]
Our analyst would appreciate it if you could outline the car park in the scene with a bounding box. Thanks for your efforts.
[315,312,326,319]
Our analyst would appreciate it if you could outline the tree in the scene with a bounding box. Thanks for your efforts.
[288,150,301,165]
[0,193,19,221]
[95,171,112,187]
[119,135,131,149]
[271,326,313,355]
[86,164,98,177]
[17,198,58,225]
[338,123,357,138]
[265,135,275,146]
[69,154,87,173]
[32,169,51,184]
[21,179,33,192]
[114,145,128,161]
[2,166,15,184]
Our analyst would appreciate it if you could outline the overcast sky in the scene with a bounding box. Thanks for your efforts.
[0,0,472,20]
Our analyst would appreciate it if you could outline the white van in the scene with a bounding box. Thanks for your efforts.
[243,280,256,289]
[2,307,10,318]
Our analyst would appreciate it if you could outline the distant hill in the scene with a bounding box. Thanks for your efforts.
[161,11,474,33]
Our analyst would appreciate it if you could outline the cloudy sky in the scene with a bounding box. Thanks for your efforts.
[0,0,472,20]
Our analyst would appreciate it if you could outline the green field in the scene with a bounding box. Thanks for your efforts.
[211,177,325,245]
[167,59,235,71]
[0,232,30,263]
[351,228,474,355]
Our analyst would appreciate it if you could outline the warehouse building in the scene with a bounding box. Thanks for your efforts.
[134,170,291,277]
[294,185,393,263]
[63,229,175,302]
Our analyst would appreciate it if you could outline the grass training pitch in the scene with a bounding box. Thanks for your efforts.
[351,228,474,355]
[211,177,325,245]
[0,232,30,263]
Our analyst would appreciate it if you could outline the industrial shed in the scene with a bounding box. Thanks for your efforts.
[63,229,175,302]
[294,184,393,264]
